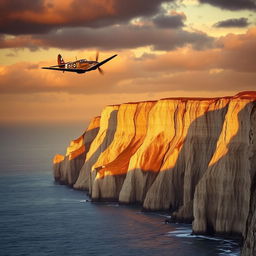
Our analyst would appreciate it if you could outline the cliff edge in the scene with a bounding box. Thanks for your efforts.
[53,91,256,252]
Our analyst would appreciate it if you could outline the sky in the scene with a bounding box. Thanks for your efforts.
[0,0,255,125]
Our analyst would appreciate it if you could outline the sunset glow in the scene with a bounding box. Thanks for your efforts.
[0,0,255,124]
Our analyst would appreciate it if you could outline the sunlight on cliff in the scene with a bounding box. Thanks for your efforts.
[94,98,231,179]
[85,106,119,161]
[53,91,256,237]
[87,116,101,131]
[53,116,101,164]
[94,102,155,179]
[53,154,64,164]
[208,101,241,166]
[209,93,256,166]
[53,92,256,183]
[66,135,85,159]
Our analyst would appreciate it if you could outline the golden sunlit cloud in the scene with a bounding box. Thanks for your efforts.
[0,0,255,124]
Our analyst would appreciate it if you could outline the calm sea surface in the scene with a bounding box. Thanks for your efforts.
[0,124,241,256]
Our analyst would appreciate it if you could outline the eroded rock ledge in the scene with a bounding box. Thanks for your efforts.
[53,91,256,253]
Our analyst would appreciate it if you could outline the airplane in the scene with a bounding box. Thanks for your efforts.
[41,52,117,74]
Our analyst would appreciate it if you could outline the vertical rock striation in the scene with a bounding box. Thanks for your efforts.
[92,101,156,201]
[242,170,256,256]
[53,116,100,186]
[193,99,254,235]
[53,91,256,243]
[241,104,256,255]
[73,105,119,190]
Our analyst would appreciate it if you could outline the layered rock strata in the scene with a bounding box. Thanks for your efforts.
[53,92,256,241]
[53,116,100,186]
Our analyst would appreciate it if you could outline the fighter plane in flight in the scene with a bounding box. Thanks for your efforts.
[42,52,117,74]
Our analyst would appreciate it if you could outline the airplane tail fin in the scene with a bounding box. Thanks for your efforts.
[58,54,65,67]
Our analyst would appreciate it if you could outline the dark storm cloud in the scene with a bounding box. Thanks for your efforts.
[214,18,250,28]
[29,25,214,51]
[0,0,47,34]
[0,21,57,35]
[199,0,256,10]
[0,0,175,35]
[0,0,44,12]
[0,0,48,34]
[153,14,185,28]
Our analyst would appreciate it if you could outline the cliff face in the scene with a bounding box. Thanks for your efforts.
[73,105,119,190]
[53,116,100,186]
[241,105,256,256]
[53,91,256,240]
[242,171,256,256]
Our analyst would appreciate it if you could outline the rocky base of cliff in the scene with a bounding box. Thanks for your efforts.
[242,180,256,256]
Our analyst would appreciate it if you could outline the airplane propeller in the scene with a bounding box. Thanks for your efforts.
[98,67,104,75]
[95,51,104,75]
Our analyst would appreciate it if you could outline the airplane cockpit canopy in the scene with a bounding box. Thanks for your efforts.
[79,59,87,63]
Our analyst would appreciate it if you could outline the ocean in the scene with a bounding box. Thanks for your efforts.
[0,124,241,256]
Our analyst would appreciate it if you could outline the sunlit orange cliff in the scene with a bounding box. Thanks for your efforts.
[53,91,256,254]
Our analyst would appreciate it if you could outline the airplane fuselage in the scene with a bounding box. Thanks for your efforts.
[65,60,98,73]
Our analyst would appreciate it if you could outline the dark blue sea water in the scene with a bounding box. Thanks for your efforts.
[0,124,241,256]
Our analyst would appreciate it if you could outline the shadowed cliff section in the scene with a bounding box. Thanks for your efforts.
[118,98,231,210]
[142,104,229,214]
[192,101,254,236]
[74,107,119,191]
[241,104,256,256]
[53,116,100,186]
[91,101,156,201]
[53,91,256,245]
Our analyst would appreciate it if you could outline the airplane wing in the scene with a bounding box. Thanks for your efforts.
[86,54,117,71]
[46,64,66,68]
[41,54,117,73]
[41,67,86,73]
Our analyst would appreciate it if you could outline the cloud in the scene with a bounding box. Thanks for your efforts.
[3,86,252,124]
[0,35,42,51]
[0,60,255,98]
[0,0,44,13]
[116,70,256,94]
[153,13,185,28]
[215,27,256,72]
[199,0,256,10]
[0,0,175,35]
[0,57,129,94]
[0,0,50,34]
[214,18,250,28]
[145,27,256,72]
[142,27,256,73]
[0,28,255,97]
[0,25,214,51]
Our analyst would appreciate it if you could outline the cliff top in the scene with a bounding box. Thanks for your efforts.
[105,91,256,108]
